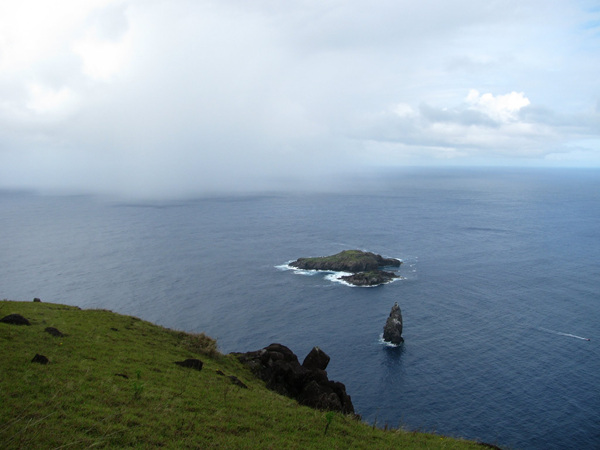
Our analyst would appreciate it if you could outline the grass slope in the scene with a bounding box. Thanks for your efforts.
[1,300,484,449]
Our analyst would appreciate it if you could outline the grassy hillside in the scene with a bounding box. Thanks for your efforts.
[1,300,486,449]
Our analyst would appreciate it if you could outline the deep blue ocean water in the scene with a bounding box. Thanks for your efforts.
[2,168,599,449]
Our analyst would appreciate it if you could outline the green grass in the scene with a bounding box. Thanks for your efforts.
[1,300,486,449]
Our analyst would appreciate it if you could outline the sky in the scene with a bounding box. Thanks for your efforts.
[1,0,599,197]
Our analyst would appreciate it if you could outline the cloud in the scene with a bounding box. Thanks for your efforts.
[0,0,599,197]
[465,90,530,123]
[72,30,132,82]
[26,83,79,115]
[352,89,599,164]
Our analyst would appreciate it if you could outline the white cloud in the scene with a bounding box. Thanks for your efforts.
[466,90,531,123]
[26,83,79,115]
[0,0,120,73]
[354,89,586,164]
[392,103,417,118]
[73,29,132,81]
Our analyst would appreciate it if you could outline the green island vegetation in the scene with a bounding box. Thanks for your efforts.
[290,250,400,272]
[296,249,375,266]
[1,300,489,449]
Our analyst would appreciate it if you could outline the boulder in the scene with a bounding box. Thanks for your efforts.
[302,346,330,371]
[216,369,249,389]
[31,354,49,364]
[228,375,249,389]
[174,358,203,371]
[33,298,41,302]
[383,302,404,344]
[45,327,64,337]
[233,344,354,414]
[0,314,31,326]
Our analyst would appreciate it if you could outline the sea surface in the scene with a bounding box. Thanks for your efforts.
[2,167,599,449]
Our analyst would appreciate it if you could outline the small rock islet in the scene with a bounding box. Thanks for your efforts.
[289,250,401,286]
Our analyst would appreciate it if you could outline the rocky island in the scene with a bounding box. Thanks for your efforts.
[289,250,401,286]
[383,302,404,344]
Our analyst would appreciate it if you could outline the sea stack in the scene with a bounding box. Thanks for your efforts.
[383,302,403,344]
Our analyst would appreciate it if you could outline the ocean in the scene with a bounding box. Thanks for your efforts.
[2,167,599,449]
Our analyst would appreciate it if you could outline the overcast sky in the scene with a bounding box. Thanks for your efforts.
[1,0,599,197]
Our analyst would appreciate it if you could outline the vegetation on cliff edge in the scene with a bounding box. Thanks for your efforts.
[1,300,488,449]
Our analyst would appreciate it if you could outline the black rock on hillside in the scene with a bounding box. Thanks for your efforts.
[0,314,31,326]
[233,343,355,415]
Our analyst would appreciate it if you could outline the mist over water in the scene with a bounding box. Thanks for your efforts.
[2,167,599,449]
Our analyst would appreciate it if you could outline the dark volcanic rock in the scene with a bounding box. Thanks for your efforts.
[341,270,398,286]
[302,346,330,371]
[0,314,31,326]
[383,302,404,345]
[174,358,204,371]
[233,344,354,414]
[33,298,41,302]
[290,250,400,273]
[228,375,249,389]
[31,354,49,364]
[44,327,64,337]
[216,369,249,388]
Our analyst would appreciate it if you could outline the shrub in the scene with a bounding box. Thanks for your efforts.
[177,331,219,357]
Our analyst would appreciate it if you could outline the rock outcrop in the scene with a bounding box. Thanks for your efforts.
[383,302,404,344]
[174,358,203,371]
[302,346,330,371]
[341,270,398,286]
[44,327,64,337]
[216,370,249,388]
[233,343,354,414]
[31,354,49,364]
[0,314,31,325]
[289,250,401,287]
